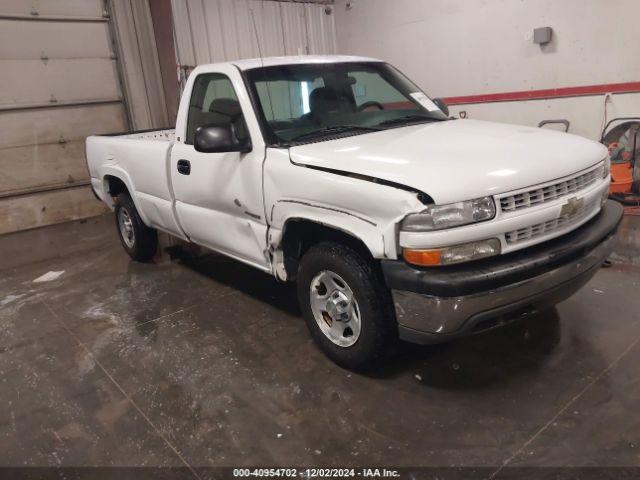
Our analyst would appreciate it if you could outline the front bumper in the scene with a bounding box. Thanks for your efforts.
[381,200,623,344]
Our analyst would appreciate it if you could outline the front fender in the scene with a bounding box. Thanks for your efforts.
[271,203,386,259]
[264,148,429,261]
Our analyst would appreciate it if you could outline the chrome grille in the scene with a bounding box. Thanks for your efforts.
[500,165,603,212]
[505,201,596,244]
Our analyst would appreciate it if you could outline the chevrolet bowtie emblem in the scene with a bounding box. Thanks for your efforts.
[560,197,584,217]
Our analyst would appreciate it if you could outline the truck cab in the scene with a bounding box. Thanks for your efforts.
[86,55,622,371]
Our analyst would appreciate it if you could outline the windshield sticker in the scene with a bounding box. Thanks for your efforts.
[410,92,440,112]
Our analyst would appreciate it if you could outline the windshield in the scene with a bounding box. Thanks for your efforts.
[244,62,448,145]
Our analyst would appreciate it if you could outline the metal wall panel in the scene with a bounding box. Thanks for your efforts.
[0,0,104,18]
[149,0,180,123]
[0,20,113,59]
[110,0,169,130]
[0,141,91,196]
[171,0,337,70]
[280,2,308,55]
[0,103,126,229]
[0,186,109,235]
[0,103,126,150]
[0,0,172,233]
[0,0,128,233]
[0,58,121,107]
[304,2,336,54]
[170,0,196,67]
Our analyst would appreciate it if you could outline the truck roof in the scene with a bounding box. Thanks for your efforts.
[229,54,382,71]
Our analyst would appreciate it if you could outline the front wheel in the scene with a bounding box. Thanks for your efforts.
[297,242,397,371]
[114,192,158,262]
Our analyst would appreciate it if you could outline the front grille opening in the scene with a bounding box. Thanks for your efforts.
[505,200,596,244]
[500,165,603,213]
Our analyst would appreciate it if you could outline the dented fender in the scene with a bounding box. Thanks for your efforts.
[263,148,426,276]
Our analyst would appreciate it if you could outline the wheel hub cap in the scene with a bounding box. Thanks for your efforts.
[118,208,135,248]
[325,290,350,323]
[309,270,361,347]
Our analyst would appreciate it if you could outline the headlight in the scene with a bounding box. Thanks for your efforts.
[400,196,496,232]
[403,238,501,266]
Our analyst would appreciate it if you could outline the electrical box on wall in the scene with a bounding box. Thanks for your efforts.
[533,27,553,45]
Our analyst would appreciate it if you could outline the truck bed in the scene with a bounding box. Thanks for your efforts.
[86,128,179,236]
[104,128,176,142]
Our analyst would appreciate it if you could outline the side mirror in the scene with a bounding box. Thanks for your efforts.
[194,123,251,153]
[433,98,449,117]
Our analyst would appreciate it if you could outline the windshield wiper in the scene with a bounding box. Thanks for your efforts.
[290,125,382,142]
[377,115,446,127]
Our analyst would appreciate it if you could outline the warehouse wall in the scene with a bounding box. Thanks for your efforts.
[110,0,170,131]
[171,0,336,82]
[334,0,640,140]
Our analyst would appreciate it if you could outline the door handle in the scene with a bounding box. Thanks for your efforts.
[177,159,191,175]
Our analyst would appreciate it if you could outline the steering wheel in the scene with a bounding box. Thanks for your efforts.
[357,101,385,112]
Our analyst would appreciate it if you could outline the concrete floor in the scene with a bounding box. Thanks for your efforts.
[1,213,640,476]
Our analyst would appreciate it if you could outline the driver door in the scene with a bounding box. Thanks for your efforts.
[170,66,269,270]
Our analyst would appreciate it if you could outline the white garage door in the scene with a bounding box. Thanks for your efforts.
[0,0,129,234]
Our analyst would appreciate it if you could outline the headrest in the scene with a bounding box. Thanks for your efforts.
[309,87,341,114]
[208,98,242,118]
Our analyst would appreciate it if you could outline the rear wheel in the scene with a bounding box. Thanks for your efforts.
[114,192,157,262]
[297,242,397,371]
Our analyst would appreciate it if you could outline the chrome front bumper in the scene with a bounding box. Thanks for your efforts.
[381,200,623,344]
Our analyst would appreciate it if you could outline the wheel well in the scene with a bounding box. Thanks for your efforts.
[105,175,129,199]
[280,219,373,280]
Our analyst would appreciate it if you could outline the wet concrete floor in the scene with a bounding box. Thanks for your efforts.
[1,214,639,475]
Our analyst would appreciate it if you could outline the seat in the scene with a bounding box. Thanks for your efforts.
[308,87,350,118]
[208,98,242,120]
[189,97,248,142]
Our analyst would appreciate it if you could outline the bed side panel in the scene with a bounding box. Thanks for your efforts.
[86,135,185,238]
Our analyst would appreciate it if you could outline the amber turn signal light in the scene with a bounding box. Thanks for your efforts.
[403,248,442,266]
[402,239,501,267]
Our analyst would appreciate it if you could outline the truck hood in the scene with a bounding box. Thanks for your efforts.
[289,119,608,204]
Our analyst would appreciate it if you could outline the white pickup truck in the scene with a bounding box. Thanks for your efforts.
[87,55,622,371]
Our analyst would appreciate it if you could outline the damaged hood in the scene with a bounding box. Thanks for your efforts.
[289,119,608,204]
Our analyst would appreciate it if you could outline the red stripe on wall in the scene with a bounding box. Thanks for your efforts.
[442,81,640,106]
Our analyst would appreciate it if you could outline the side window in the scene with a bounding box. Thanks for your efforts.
[186,73,247,145]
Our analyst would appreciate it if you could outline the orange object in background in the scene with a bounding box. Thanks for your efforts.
[603,120,640,200]
[610,162,634,194]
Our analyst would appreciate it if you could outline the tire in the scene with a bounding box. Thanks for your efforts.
[297,241,397,371]
[114,192,158,262]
